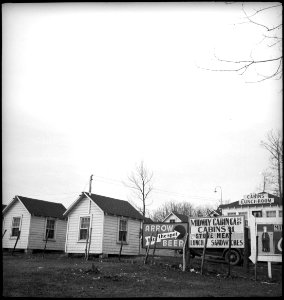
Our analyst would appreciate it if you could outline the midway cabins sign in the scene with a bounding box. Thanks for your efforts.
[189,216,245,248]
[142,223,188,249]
[239,193,274,205]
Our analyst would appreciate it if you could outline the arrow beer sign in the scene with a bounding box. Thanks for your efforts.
[142,223,188,249]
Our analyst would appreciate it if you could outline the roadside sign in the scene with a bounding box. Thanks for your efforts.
[249,217,282,263]
[257,223,282,256]
[142,222,188,249]
[189,216,245,248]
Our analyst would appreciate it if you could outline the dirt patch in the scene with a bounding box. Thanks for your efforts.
[2,252,282,297]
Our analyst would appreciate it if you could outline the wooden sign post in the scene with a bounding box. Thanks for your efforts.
[254,236,258,281]
[144,232,153,265]
[243,227,249,273]
[227,227,232,277]
[201,231,209,275]
[152,231,158,260]
[182,233,189,272]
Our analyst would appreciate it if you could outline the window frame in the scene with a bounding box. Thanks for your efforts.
[266,210,276,218]
[117,218,128,244]
[78,215,91,242]
[238,212,248,227]
[252,210,262,218]
[10,216,22,239]
[227,212,236,216]
[279,210,282,217]
[44,218,56,241]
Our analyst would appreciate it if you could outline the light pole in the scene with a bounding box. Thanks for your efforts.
[214,186,222,205]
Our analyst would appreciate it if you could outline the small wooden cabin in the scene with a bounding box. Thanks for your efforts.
[163,211,189,223]
[64,192,144,256]
[2,196,67,252]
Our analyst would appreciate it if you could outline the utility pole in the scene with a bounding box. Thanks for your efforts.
[89,175,93,195]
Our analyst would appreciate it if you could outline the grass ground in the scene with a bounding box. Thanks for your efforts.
[2,252,282,297]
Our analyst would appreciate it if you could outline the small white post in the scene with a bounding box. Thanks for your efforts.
[267,261,272,279]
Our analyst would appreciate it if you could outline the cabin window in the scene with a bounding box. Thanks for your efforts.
[266,211,276,218]
[252,211,262,217]
[119,219,127,242]
[79,217,90,240]
[170,220,175,223]
[279,211,282,217]
[238,212,248,226]
[227,212,236,216]
[45,218,56,239]
[11,217,21,237]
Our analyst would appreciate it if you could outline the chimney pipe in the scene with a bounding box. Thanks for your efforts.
[89,175,93,195]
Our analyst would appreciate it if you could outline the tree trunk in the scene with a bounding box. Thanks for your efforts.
[278,153,282,199]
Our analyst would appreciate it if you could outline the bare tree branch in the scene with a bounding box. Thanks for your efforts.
[202,3,282,83]
[260,130,283,199]
[126,161,154,217]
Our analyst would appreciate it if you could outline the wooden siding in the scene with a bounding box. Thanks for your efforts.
[28,216,67,251]
[102,215,141,255]
[2,200,31,249]
[65,195,104,254]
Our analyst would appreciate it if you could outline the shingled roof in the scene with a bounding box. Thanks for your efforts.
[64,192,144,220]
[4,196,67,219]
[87,193,144,220]
[172,211,189,222]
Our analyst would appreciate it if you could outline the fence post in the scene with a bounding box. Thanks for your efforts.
[84,228,89,260]
[119,231,125,261]
[12,231,21,256]
[43,229,49,258]
[267,261,272,279]
[87,227,92,261]
[201,231,208,275]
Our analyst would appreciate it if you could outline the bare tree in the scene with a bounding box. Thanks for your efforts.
[260,129,283,199]
[203,3,282,83]
[150,200,212,222]
[125,161,153,217]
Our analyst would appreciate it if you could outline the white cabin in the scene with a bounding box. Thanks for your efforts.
[2,196,67,252]
[163,211,189,223]
[64,192,144,256]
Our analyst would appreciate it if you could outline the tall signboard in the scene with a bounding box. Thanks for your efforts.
[250,216,282,263]
[142,223,188,249]
[189,216,245,248]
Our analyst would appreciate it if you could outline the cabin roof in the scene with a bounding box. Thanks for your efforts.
[3,196,66,219]
[163,211,189,222]
[64,192,144,220]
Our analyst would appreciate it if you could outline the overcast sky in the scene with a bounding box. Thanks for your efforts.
[2,2,282,215]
